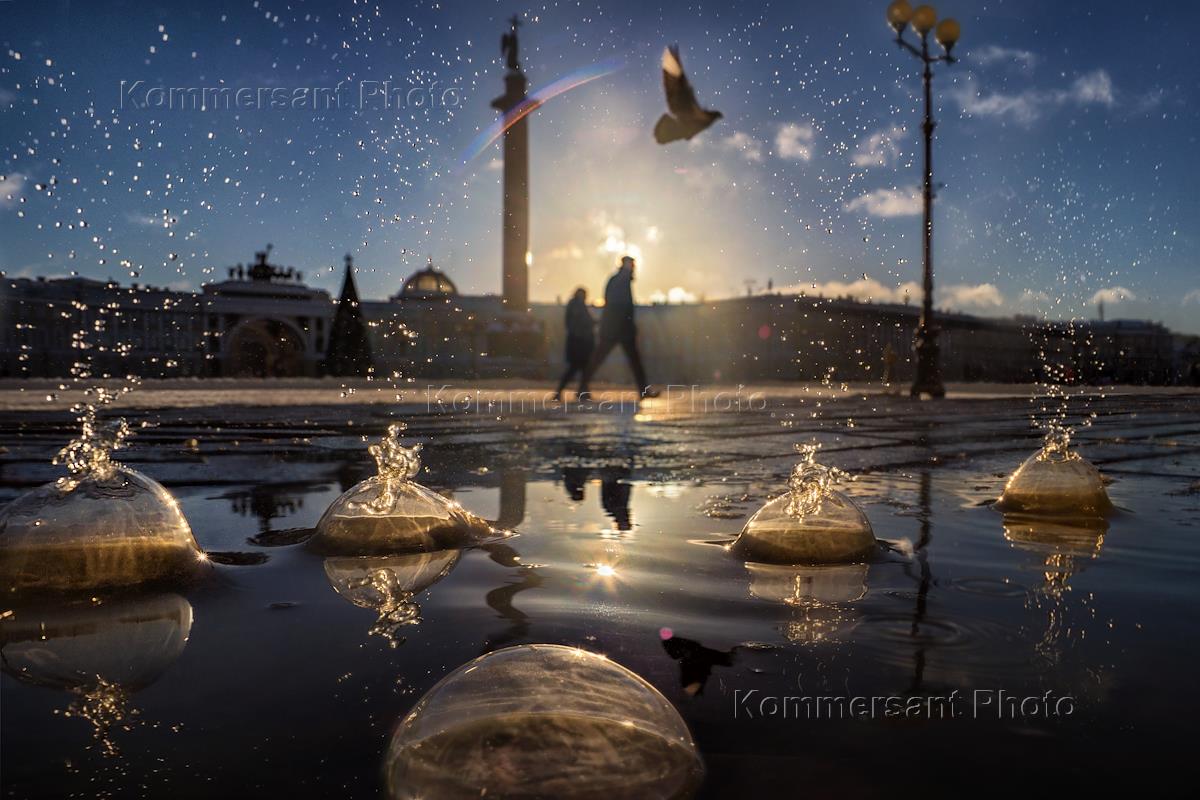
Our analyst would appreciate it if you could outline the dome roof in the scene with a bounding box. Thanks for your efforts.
[397,260,457,299]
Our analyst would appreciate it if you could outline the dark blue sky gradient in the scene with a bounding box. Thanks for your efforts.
[2,0,1197,331]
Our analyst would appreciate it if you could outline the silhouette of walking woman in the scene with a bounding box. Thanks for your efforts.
[553,287,595,401]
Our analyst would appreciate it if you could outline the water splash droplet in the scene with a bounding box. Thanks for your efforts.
[52,388,132,491]
[785,443,848,517]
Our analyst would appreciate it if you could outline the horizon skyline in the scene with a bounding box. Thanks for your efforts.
[3,254,1180,334]
[3,0,1197,333]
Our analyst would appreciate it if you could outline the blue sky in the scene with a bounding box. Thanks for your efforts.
[2,0,1197,331]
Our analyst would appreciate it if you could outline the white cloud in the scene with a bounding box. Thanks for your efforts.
[787,277,921,304]
[844,186,922,217]
[0,173,26,208]
[951,83,1040,124]
[1091,286,1136,305]
[590,212,644,266]
[675,162,735,198]
[721,131,764,163]
[852,125,906,168]
[950,68,1117,124]
[1183,289,1200,306]
[789,277,1007,311]
[1019,288,1052,305]
[546,243,584,261]
[775,122,815,161]
[648,286,697,304]
[942,283,1005,309]
[1071,70,1115,106]
[971,45,1038,72]
[125,211,161,226]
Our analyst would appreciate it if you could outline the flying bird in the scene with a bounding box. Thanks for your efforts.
[653,45,723,145]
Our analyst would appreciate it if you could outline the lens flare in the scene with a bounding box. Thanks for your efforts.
[459,58,625,170]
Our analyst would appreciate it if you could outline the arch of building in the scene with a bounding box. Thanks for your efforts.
[224,317,309,377]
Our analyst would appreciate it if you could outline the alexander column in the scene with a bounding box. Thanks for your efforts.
[491,15,530,311]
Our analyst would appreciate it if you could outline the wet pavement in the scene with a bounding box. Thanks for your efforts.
[2,385,1199,797]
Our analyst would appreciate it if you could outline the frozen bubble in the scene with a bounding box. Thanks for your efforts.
[745,562,868,606]
[1,392,206,594]
[0,593,193,691]
[1002,514,1108,559]
[309,424,495,555]
[732,444,876,564]
[996,449,1112,519]
[744,563,867,645]
[384,644,704,799]
[324,550,460,645]
[1,593,192,755]
[0,467,206,594]
[1003,515,1108,604]
[310,479,493,555]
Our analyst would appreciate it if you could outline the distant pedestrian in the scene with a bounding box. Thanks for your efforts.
[883,342,897,389]
[578,256,658,400]
[553,287,595,401]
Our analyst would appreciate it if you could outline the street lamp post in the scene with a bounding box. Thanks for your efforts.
[886,1,960,399]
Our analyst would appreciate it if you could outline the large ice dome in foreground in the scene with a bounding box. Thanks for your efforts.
[385,644,704,799]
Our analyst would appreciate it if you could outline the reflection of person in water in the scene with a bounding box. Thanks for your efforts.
[559,451,634,529]
[660,630,737,696]
[600,467,633,531]
[562,466,589,502]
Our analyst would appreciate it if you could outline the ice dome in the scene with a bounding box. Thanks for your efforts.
[309,424,496,555]
[0,592,193,756]
[731,445,877,564]
[384,644,704,799]
[324,550,460,645]
[1002,515,1107,559]
[996,427,1112,518]
[745,562,867,645]
[0,593,193,691]
[1003,514,1107,598]
[0,403,206,595]
[745,562,868,606]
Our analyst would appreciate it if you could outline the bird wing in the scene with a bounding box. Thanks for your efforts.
[653,113,686,144]
[661,45,699,116]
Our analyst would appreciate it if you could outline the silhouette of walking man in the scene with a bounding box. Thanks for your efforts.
[553,287,595,401]
[578,256,658,400]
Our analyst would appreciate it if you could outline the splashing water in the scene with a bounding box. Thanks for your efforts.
[785,443,849,517]
[365,423,423,514]
[56,677,138,758]
[1030,327,1091,465]
[1037,420,1080,463]
[350,566,421,647]
[370,423,422,482]
[53,388,133,491]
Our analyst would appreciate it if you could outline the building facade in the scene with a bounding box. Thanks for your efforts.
[2,251,1195,384]
[0,249,544,380]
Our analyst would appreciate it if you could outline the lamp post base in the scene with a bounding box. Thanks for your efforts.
[910,326,945,399]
